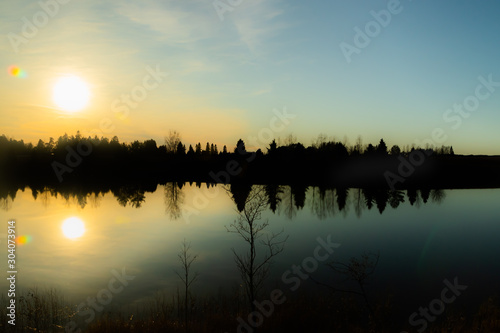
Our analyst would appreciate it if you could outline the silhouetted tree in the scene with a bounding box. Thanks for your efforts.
[176,142,186,156]
[268,139,277,155]
[144,139,158,153]
[165,130,181,154]
[351,135,363,156]
[226,186,288,314]
[35,139,45,152]
[174,239,199,333]
[376,139,388,155]
[235,139,246,155]
[365,144,375,155]
[390,145,401,155]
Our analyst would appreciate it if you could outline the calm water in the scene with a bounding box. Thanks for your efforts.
[1,184,499,324]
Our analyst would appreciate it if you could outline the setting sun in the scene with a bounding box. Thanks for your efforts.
[52,76,90,112]
[61,217,86,239]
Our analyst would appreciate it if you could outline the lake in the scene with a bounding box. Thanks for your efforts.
[1,184,499,331]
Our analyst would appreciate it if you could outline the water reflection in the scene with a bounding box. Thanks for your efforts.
[0,183,446,220]
[164,182,185,219]
[114,186,146,208]
[61,217,86,239]
[226,186,288,311]
[0,183,498,332]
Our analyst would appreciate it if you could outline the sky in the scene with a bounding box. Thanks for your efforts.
[1,0,500,154]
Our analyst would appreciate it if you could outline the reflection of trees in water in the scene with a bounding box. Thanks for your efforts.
[363,188,375,210]
[0,181,449,218]
[88,192,103,208]
[407,188,418,206]
[76,193,87,208]
[39,189,52,208]
[352,188,365,218]
[113,187,146,208]
[274,184,308,219]
[420,188,431,203]
[430,189,446,203]
[31,187,103,209]
[264,184,283,213]
[0,187,16,211]
[164,182,185,220]
[406,188,447,207]
[336,188,349,214]
[280,186,297,219]
[306,187,443,220]
[0,196,12,211]
[375,189,388,214]
[388,190,405,209]
[226,185,288,313]
[2,184,152,210]
[229,182,252,212]
[292,184,308,209]
[310,187,336,219]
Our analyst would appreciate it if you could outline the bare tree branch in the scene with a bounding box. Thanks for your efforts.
[173,239,199,333]
[226,185,288,313]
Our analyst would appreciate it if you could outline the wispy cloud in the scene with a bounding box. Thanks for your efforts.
[115,1,217,45]
[229,0,287,54]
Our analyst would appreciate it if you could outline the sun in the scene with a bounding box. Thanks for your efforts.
[53,76,90,112]
[62,217,86,239]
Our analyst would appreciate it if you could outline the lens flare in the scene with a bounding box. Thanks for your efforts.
[7,65,27,78]
[16,235,32,245]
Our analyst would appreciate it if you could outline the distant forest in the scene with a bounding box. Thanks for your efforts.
[0,132,499,189]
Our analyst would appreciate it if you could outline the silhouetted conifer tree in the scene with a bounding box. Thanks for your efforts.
[235,139,246,155]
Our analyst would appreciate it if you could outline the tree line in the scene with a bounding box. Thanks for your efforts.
[0,131,455,161]
[2,130,499,190]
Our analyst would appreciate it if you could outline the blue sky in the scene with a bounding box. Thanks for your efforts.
[1,0,499,154]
